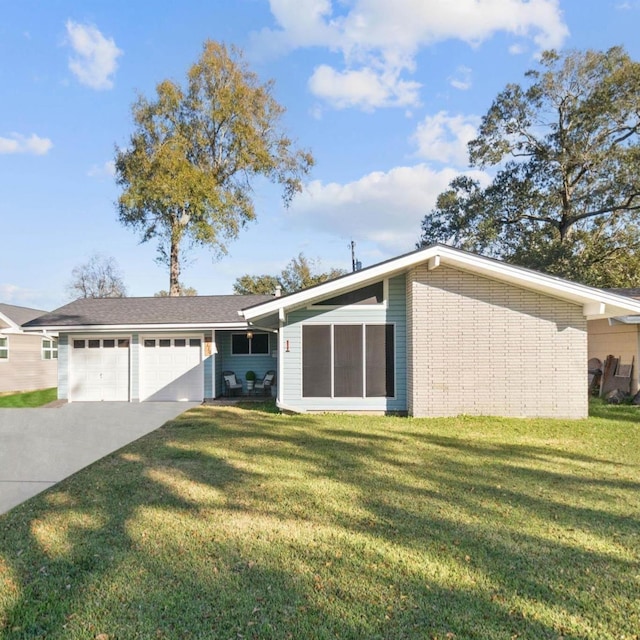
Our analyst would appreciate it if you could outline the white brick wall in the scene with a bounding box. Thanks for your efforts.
[407,265,588,418]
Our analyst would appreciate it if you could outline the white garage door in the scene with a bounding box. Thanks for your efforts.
[70,338,130,401]
[139,336,203,401]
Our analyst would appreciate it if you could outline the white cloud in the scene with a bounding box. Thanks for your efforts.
[449,65,472,91]
[254,0,569,111]
[309,64,420,110]
[0,283,39,305]
[412,111,480,166]
[87,160,116,178]
[285,163,490,254]
[0,133,53,155]
[65,20,122,90]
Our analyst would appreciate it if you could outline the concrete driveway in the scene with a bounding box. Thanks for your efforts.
[0,402,199,515]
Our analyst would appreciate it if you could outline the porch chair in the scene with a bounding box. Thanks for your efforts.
[222,371,243,397]
[254,370,276,396]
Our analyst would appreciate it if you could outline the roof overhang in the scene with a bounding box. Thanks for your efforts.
[22,321,251,333]
[242,244,640,323]
[0,312,20,332]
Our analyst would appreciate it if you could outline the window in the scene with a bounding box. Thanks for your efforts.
[103,339,115,349]
[117,339,130,348]
[189,338,201,348]
[0,336,7,360]
[42,338,58,360]
[73,340,85,349]
[231,333,269,355]
[315,282,384,306]
[88,339,100,349]
[302,324,394,398]
[144,339,156,348]
[174,339,186,347]
[159,339,171,348]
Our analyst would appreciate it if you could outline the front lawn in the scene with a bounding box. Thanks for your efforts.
[1,403,638,639]
[0,388,57,408]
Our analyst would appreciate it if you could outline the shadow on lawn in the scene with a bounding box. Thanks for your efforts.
[0,405,638,639]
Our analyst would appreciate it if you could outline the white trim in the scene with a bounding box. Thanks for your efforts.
[0,312,20,332]
[242,244,640,322]
[25,321,251,333]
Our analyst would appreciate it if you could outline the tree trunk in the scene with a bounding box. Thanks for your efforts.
[169,230,181,296]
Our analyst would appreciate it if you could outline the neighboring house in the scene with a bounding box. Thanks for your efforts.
[0,303,58,393]
[23,295,276,402]
[243,244,640,419]
[587,287,640,394]
[24,245,640,417]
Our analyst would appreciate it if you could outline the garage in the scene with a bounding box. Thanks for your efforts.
[139,336,203,401]
[69,338,130,402]
[22,294,277,403]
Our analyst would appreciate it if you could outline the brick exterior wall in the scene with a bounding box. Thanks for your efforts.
[407,265,588,418]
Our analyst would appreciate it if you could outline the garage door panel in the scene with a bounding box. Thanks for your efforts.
[140,337,203,402]
[70,338,129,402]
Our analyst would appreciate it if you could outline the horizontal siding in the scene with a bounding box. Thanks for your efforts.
[0,333,57,393]
[282,275,407,411]
[215,331,277,396]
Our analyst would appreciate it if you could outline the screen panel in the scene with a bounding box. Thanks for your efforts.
[302,325,332,397]
[334,325,363,397]
[366,324,395,397]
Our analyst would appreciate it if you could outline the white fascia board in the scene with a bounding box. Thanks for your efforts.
[0,312,20,332]
[23,321,251,333]
[242,244,640,322]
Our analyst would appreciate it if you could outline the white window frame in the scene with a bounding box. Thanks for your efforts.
[0,336,7,360]
[42,337,58,360]
[231,332,271,356]
[301,322,396,399]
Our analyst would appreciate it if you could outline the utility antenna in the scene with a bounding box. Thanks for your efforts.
[350,240,362,272]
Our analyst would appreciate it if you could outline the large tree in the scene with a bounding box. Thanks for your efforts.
[419,47,640,286]
[67,254,127,299]
[115,40,314,296]
[233,253,346,295]
[154,284,197,297]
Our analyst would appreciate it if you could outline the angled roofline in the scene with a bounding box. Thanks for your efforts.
[0,310,20,332]
[242,243,640,322]
[22,321,252,333]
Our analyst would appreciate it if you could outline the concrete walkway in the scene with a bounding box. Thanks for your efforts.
[0,402,198,515]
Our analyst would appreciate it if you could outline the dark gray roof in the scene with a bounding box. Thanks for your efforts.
[23,295,275,328]
[607,287,640,300]
[0,303,49,327]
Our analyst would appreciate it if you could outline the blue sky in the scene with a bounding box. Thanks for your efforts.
[2,0,640,310]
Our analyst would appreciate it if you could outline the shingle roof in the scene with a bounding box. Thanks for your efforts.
[607,287,640,300]
[0,303,49,327]
[22,295,275,328]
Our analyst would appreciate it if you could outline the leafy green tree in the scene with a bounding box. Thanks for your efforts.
[419,47,640,286]
[115,40,314,296]
[233,253,346,295]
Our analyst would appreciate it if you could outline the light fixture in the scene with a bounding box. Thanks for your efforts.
[246,331,253,340]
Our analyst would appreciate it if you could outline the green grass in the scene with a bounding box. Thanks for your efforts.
[0,388,57,408]
[1,402,639,639]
